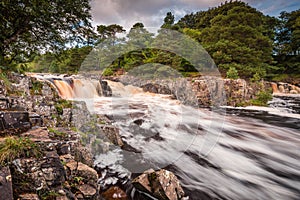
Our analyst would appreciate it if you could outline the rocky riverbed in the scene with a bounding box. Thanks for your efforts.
[0,73,187,200]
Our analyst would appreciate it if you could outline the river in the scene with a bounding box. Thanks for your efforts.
[91,81,300,200]
[31,74,300,200]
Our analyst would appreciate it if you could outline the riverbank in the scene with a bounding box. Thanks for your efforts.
[0,73,187,200]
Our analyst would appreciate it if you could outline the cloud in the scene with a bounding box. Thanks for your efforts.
[90,0,299,31]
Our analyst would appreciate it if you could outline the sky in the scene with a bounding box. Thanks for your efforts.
[90,0,299,31]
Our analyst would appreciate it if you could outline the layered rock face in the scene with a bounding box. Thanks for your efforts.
[271,82,300,94]
[117,75,271,107]
[0,73,187,200]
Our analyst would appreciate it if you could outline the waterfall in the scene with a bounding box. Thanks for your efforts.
[271,82,279,93]
[28,74,102,100]
[53,79,102,99]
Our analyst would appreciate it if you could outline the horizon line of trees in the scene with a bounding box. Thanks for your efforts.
[1,0,299,81]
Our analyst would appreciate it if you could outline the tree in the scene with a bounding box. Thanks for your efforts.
[96,24,125,39]
[0,0,94,67]
[274,9,300,75]
[177,1,274,78]
[161,12,175,29]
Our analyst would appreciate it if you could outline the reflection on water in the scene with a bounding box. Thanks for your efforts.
[91,82,300,200]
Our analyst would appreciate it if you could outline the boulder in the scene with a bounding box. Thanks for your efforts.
[65,161,98,188]
[0,111,31,136]
[98,125,124,147]
[132,169,185,200]
[102,186,128,200]
[78,184,97,198]
[0,166,13,200]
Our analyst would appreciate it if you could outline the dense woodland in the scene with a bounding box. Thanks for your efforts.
[0,0,299,82]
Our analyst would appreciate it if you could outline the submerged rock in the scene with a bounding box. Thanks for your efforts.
[132,169,185,200]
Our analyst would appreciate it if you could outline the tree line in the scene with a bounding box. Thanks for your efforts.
[0,0,299,81]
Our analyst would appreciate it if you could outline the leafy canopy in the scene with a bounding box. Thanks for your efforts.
[0,0,94,66]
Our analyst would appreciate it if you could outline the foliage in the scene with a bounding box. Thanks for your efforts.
[273,9,300,76]
[54,99,72,115]
[30,79,43,95]
[0,72,11,89]
[29,46,92,73]
[0,137,41,165]
[250,90,273,106]
[177,1,274,78]
[226,66,239,79]
[102,68,114,76]
[48,128,67,139]
[0,0,94,67]
[161,12,175,29]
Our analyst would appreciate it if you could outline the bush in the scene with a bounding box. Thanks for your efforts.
[0,137,41,165]
[250,90,273,106]
[102,68,114,76]
[226,66,239,79]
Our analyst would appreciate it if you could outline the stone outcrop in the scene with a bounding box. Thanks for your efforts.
[132,169,185,200]
[118,75,265,107]
[271,82,300,94]
[0,166,13,200]
[7,127,98,200]
[0,111,31,136]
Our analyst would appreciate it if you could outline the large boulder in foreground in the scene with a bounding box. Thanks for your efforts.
[132,169,185,200]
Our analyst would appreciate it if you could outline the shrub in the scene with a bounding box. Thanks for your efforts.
[102,68,114,76]
[250,90,273,106]
[226,66,239,79]
[0,137,41,165]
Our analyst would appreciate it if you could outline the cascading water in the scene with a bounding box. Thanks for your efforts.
[28,74,300,199]
[30,73,102,99]
[89,81,300,200]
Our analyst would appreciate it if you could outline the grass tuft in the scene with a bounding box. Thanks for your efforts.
[0,136,41,165]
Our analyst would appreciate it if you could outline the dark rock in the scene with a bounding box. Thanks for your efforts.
[0,97,10,109]
[0,166,13,200]
[132,169,185,200]
[29,113,43,127]
[101,80,112,97]
[0,111,31,136]
[57,144,70,155]
[133,119,145,126]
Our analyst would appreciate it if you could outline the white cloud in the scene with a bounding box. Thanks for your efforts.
[90,0,299,31]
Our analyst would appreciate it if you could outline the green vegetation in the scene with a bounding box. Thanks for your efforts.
[250,90,273,106]
[54,99,72,115]
[38,190,61,200]
[0,137,41,165]
[0,0,94,67]
[48,128,68,139]
[30,79,44,95]
[0,72,11,89]
[0,1,298,82]
[102,68,114,76]
[226,66,239,79]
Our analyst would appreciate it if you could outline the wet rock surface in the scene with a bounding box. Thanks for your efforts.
[0,73,188,200]
[132,169,186,200]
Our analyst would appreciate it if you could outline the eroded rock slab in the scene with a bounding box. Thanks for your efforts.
[132,169,185,200]
[0,111,31,136]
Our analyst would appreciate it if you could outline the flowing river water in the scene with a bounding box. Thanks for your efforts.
[32,74,300,200]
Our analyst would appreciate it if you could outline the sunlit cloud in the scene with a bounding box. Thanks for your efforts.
[90,0,299,31]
